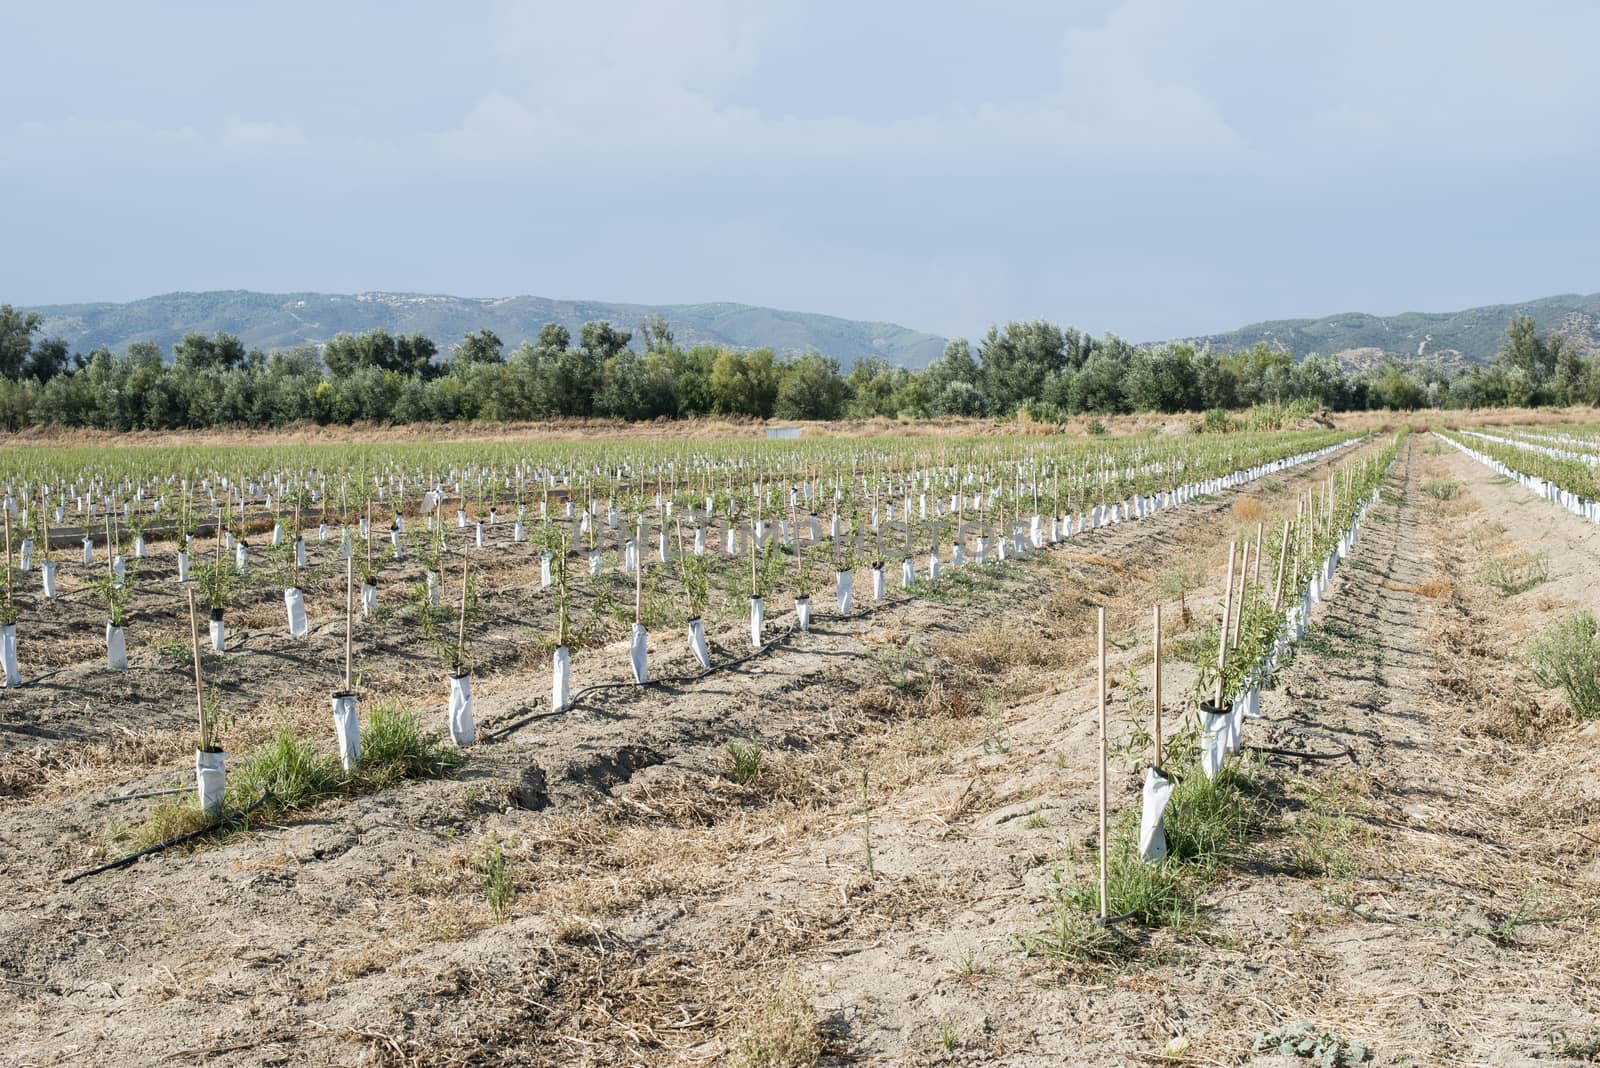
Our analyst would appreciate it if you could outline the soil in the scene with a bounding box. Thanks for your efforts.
[2,432,1597,1066]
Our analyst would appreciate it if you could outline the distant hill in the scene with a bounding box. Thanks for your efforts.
[1161,292,1600,371]
[21,288,1600,375]
[22,290,950,369]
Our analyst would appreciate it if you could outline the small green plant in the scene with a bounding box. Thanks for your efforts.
[1551,1031,1600,1062]
[727,740,763,785]
[1069,836,1197,929]
[1485,880,1564,946]
[194,557,242,610]
[1251,1022,1369,1065]
[1528,611,1600,719]
[479,832,515,922]
[91,566,137,627]
[1420,479,1460,501]
[939,1017,958,1052]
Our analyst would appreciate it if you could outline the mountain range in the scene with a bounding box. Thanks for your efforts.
[1167,292,1600,371]
[19,289,1600,371]
[24,290,948,370]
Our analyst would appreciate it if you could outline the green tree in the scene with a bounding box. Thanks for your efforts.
[173,332,246,373]
[0,305,42,380]
[23,336,70,382]
[709,348,780,417]
[453,328,504,367]
[775,352,849,420]
[978,321,1065,417]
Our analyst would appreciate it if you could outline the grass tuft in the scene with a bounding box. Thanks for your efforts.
[726,740,763,785]
[1162,763,1258,865]
[731,975,822,1068]
[1477,551,1549,596]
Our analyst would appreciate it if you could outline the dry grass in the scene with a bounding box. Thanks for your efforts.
[1231,497,1266,523]
[1381,577,1455,598]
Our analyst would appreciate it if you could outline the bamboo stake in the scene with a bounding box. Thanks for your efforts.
[456,554,470,674]
[1230,538,1248,649]
[1253,520,1264,587]
[344,555,353,691]
[187,586,207,747]
[1215,539,1236,708]
[1097,604,1108,922]
[1152,604,1163,769]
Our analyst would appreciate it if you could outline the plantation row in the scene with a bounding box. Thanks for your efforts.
[1067,430,1402,931]
[1437,428,1600,520]
[0,429,1372,823]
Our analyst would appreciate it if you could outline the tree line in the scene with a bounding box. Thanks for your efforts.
[0,304,1594,432]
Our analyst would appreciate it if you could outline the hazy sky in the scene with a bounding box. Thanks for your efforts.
[3,1,1597,341]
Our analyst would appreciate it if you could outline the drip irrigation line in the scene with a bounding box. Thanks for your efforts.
[1246,722,1360,764]
[94,785,187,806]
[1095,910,1138,928]
[1245,742,1355,763]
[63,788,271,885]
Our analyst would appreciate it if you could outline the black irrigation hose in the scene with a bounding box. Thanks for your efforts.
[1095,910,1139,928]
[62,788,272,885]
[94,786,187,806]
[1246,743,1355,763]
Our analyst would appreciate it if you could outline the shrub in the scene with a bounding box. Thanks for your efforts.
[1528,611,1600,719]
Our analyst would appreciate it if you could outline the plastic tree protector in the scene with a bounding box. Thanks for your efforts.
[687,617,711,669]
[795,596,811,631]
[332,691,361,770]
[448,673,476,746]
[1,623,18,686]
[1137,766,1174,862]
[750,596,764,649]
[629,622,648,685]
[196,749,226,815]
[106,621,128,670]
[210,607,226,653]
[835,570,854,615]
[552,645,572,711]
[285,586,308,637]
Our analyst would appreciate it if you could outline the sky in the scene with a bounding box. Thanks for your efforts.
[3,0,1598,342]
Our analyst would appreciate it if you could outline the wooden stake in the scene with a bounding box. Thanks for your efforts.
[1152,604,1163,769]
[1272,519,1290,613]
[1097,605,1108,921]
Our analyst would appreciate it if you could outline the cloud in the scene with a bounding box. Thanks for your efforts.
[219,117,308,154]
[427,0,1249,173]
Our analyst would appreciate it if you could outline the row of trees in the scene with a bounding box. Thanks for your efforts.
[0,304,1595,432]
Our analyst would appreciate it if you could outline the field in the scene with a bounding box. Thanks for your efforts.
[1,422,1598,1066]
